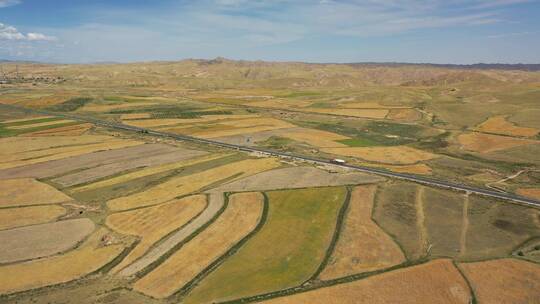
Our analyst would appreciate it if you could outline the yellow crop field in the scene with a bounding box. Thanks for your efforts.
[475,116,538,137]
[307,108,389,119]
[0,205,66,230]
[72,154,227,193]
[263,260,471,304]
[190,118,295,138]
[107,195,207,273]
[322,146,437,165]
[22,123,93,136]
[0,178,72,207]
[386,109,422,121]
[341,102,409,109]
[390,163,432,174]
[279,128,349,148]
[133,192,264,298]
[125,115,259,128]
[320,186,405,280]
[0,140,142,170]
[247,99,313,109]
[457,132,536,153]
[6,119,75,130]
[459,259,540,304]
[0,228,126,295]
[107,158,280,211]
[517,188,540,200]
[0,135,112,155]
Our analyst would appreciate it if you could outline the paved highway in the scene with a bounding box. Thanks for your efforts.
[3,103,539,208]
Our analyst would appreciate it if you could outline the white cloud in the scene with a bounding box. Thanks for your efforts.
[0,0,20,8]
[0,23,56,41]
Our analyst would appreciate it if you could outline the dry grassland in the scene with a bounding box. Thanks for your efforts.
[133,192,264,298]
[389,163,432,174]
[0,228,126,295]
[457,132,536,153]
[125,115,259,128]
[0,205,66,230]
[340,102,409,109]
[107,158,280,211]
[320,186,405,280]
[517,188,540,200]
[0,178,72,207]
[247,99,313,109]
[22,123,93,136]
[72,154,226,193]
[307,108,389,119]
[0,218,95,263]
[6,119,75,130]
[322,146,437,165]
[211,166,383,193]
[459,259,540,304]
[386,109,422,121]
[277,127,349,148]
[263,260,471,304]
[107,195,207,273]
[475,116,538,137]
[0,140,142,170]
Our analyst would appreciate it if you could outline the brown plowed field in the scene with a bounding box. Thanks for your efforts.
[262,260,471,304]
[211,166,383,193]
[107,195,207,273]
[459,259,540,304]
[517,188,540,200]
[133,192,264,298]
[0,228,126,295]
[0,218,95,263]
[0,205,66,230]
[0,178,73,207]
[320,185,405,280]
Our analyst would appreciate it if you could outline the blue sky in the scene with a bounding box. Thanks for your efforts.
[0,0,539,63]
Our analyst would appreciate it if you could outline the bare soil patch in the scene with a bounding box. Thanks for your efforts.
[211,166,383,193]
[263,260,471,304]
[320,185,405,280]
[517,188,540,200]
[460,259,540,304]
[0,218,95,264]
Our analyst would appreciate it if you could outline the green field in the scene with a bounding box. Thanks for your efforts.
[182,187,346,303]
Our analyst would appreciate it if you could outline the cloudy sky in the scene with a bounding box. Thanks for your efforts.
[0,0,538,63]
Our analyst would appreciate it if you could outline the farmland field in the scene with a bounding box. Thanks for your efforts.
[1,59,539,303]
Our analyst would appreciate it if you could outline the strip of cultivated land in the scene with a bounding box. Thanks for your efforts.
[183,187,346,304]
[106,195,207,274]
[107,158,280,211]
[319,185,405,280]
[0,178,73,207]
[260,260,471,304]
[118,192,226,277]
[0,205,66,230]
[0,228,127,295]
[133,192,264,298]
